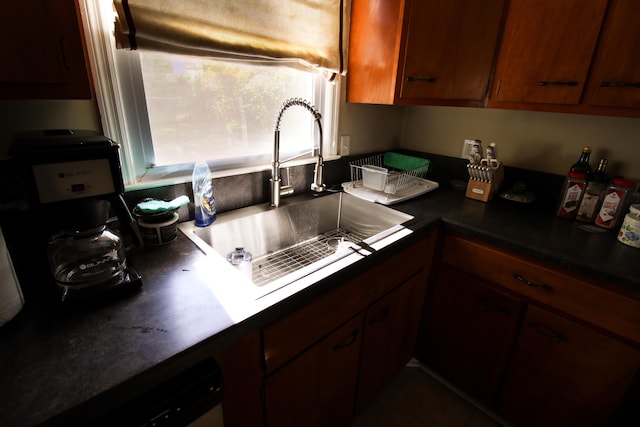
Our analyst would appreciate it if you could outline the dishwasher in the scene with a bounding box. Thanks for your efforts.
[100,357,224,427]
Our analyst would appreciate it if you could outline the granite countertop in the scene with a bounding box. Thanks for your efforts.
[1,184,638,426]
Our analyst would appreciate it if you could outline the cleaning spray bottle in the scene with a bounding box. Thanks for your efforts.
[192,162,216,227]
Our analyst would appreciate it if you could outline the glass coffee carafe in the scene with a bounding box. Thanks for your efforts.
[47,225,127,300]
[44,197,138,302]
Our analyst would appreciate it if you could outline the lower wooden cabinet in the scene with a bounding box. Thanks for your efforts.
[497,305,640,427]
[264,271,430,427]
[214,330,264,427]
[417,233,640,427]
[263,232,437,427]
[417,265,522,404]
[264,314,364,427]
[356,269,429,411]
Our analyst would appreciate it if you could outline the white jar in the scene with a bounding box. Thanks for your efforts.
[617,212,640,248]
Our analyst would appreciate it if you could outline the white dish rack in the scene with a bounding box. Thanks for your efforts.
[342,154,439,205]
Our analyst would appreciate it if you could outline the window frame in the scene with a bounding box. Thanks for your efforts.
[80,0,341,190]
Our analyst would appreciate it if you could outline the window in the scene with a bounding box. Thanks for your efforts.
[81,0,339,187]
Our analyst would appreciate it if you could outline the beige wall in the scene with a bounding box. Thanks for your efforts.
[0,100,101,159]
[2,96,639,183]
[337,101,403,156]
[399,105,640,180]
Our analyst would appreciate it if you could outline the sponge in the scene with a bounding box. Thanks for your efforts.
[136,195,189,214]
[383,152,430,172]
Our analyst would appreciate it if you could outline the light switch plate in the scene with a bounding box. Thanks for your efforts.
[340,135,350,155]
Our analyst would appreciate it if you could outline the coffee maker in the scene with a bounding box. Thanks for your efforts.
[11,129,142,302]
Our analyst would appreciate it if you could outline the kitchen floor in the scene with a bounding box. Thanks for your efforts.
[349,361,509,427]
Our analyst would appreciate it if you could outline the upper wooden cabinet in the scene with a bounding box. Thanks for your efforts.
[490,0,607,105]
[347,0,506,106]
[489,0,640,116]
[583,0,640,109]
[0,0,92,99]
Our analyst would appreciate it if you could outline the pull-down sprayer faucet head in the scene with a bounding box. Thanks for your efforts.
[271,98,325,207]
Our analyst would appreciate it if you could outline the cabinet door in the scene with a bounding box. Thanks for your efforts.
[214,331,264,427]
[399,0,505,103]
[497,305,640,427]
[0,0,92,99]
[416,265,522,404]
[583,0,640,109]
[347,0,405,104]
[264,314,363,427]
[491,0,607,105]
[356,270,428,411]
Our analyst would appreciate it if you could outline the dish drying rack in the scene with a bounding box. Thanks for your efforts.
[341,153,439,205]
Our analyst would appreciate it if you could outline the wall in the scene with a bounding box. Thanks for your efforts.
[0,100,101,158]
[399,105,640,181]
[2,95,639,183]
[337,84,403,156]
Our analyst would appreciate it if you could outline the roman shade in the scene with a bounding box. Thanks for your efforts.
[113,0,347,77]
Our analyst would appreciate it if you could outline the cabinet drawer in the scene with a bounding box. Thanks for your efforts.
[264,234,434,373]
[442,234,640,344]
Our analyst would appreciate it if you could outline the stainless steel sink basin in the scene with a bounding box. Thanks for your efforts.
[179,192,413,297]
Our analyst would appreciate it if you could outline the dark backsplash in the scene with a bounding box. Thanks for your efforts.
[0,151,567,225]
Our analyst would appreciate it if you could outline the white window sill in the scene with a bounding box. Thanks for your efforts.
[126,154,342,192]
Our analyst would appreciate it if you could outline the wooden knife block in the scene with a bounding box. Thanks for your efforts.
[465,164,504,202]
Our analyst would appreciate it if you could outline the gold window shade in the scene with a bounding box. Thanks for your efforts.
[113,0,347,76]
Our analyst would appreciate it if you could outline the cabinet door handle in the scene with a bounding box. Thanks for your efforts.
[407,76,437,83]
[477,297,512,316]
[600,81,640,88]
[528,321,568,343]
[513,273,553,292]
[59,36,72,69]
[368,307,390,325]
[333,330,359,351]
[538,81,579,87]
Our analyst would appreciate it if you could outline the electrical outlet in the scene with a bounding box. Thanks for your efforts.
[340,135,350,156]
[461,139,482,161]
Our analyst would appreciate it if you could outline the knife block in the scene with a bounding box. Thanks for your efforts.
[465,164,504,202]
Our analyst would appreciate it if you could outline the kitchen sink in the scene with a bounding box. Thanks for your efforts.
[179,192,414,299]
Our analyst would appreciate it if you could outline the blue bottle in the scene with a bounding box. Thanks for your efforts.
[192,162,216,227]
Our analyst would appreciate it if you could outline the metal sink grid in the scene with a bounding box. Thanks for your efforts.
[252,228,369,286]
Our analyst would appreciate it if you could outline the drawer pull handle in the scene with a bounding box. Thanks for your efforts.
[477,297,511,316]
[600,81,640,88]
[513,273,553,292]
[407,76,437,83]
[538,80,579,87]
[528,322,568,343]
[333,330,359,351]
[368,307,390,325]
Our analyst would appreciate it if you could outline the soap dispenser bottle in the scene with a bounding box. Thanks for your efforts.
[192,162,216,227]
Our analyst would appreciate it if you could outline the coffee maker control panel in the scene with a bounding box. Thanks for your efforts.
[10,129,125,206]
[32,159,117,203]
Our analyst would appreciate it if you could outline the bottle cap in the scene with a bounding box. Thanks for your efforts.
[612,178,635,187]
[567,171,587,179]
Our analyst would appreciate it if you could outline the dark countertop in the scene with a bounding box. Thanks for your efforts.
[1,184,638,426]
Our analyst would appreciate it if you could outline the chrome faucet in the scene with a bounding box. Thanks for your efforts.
[271,98,326,207]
